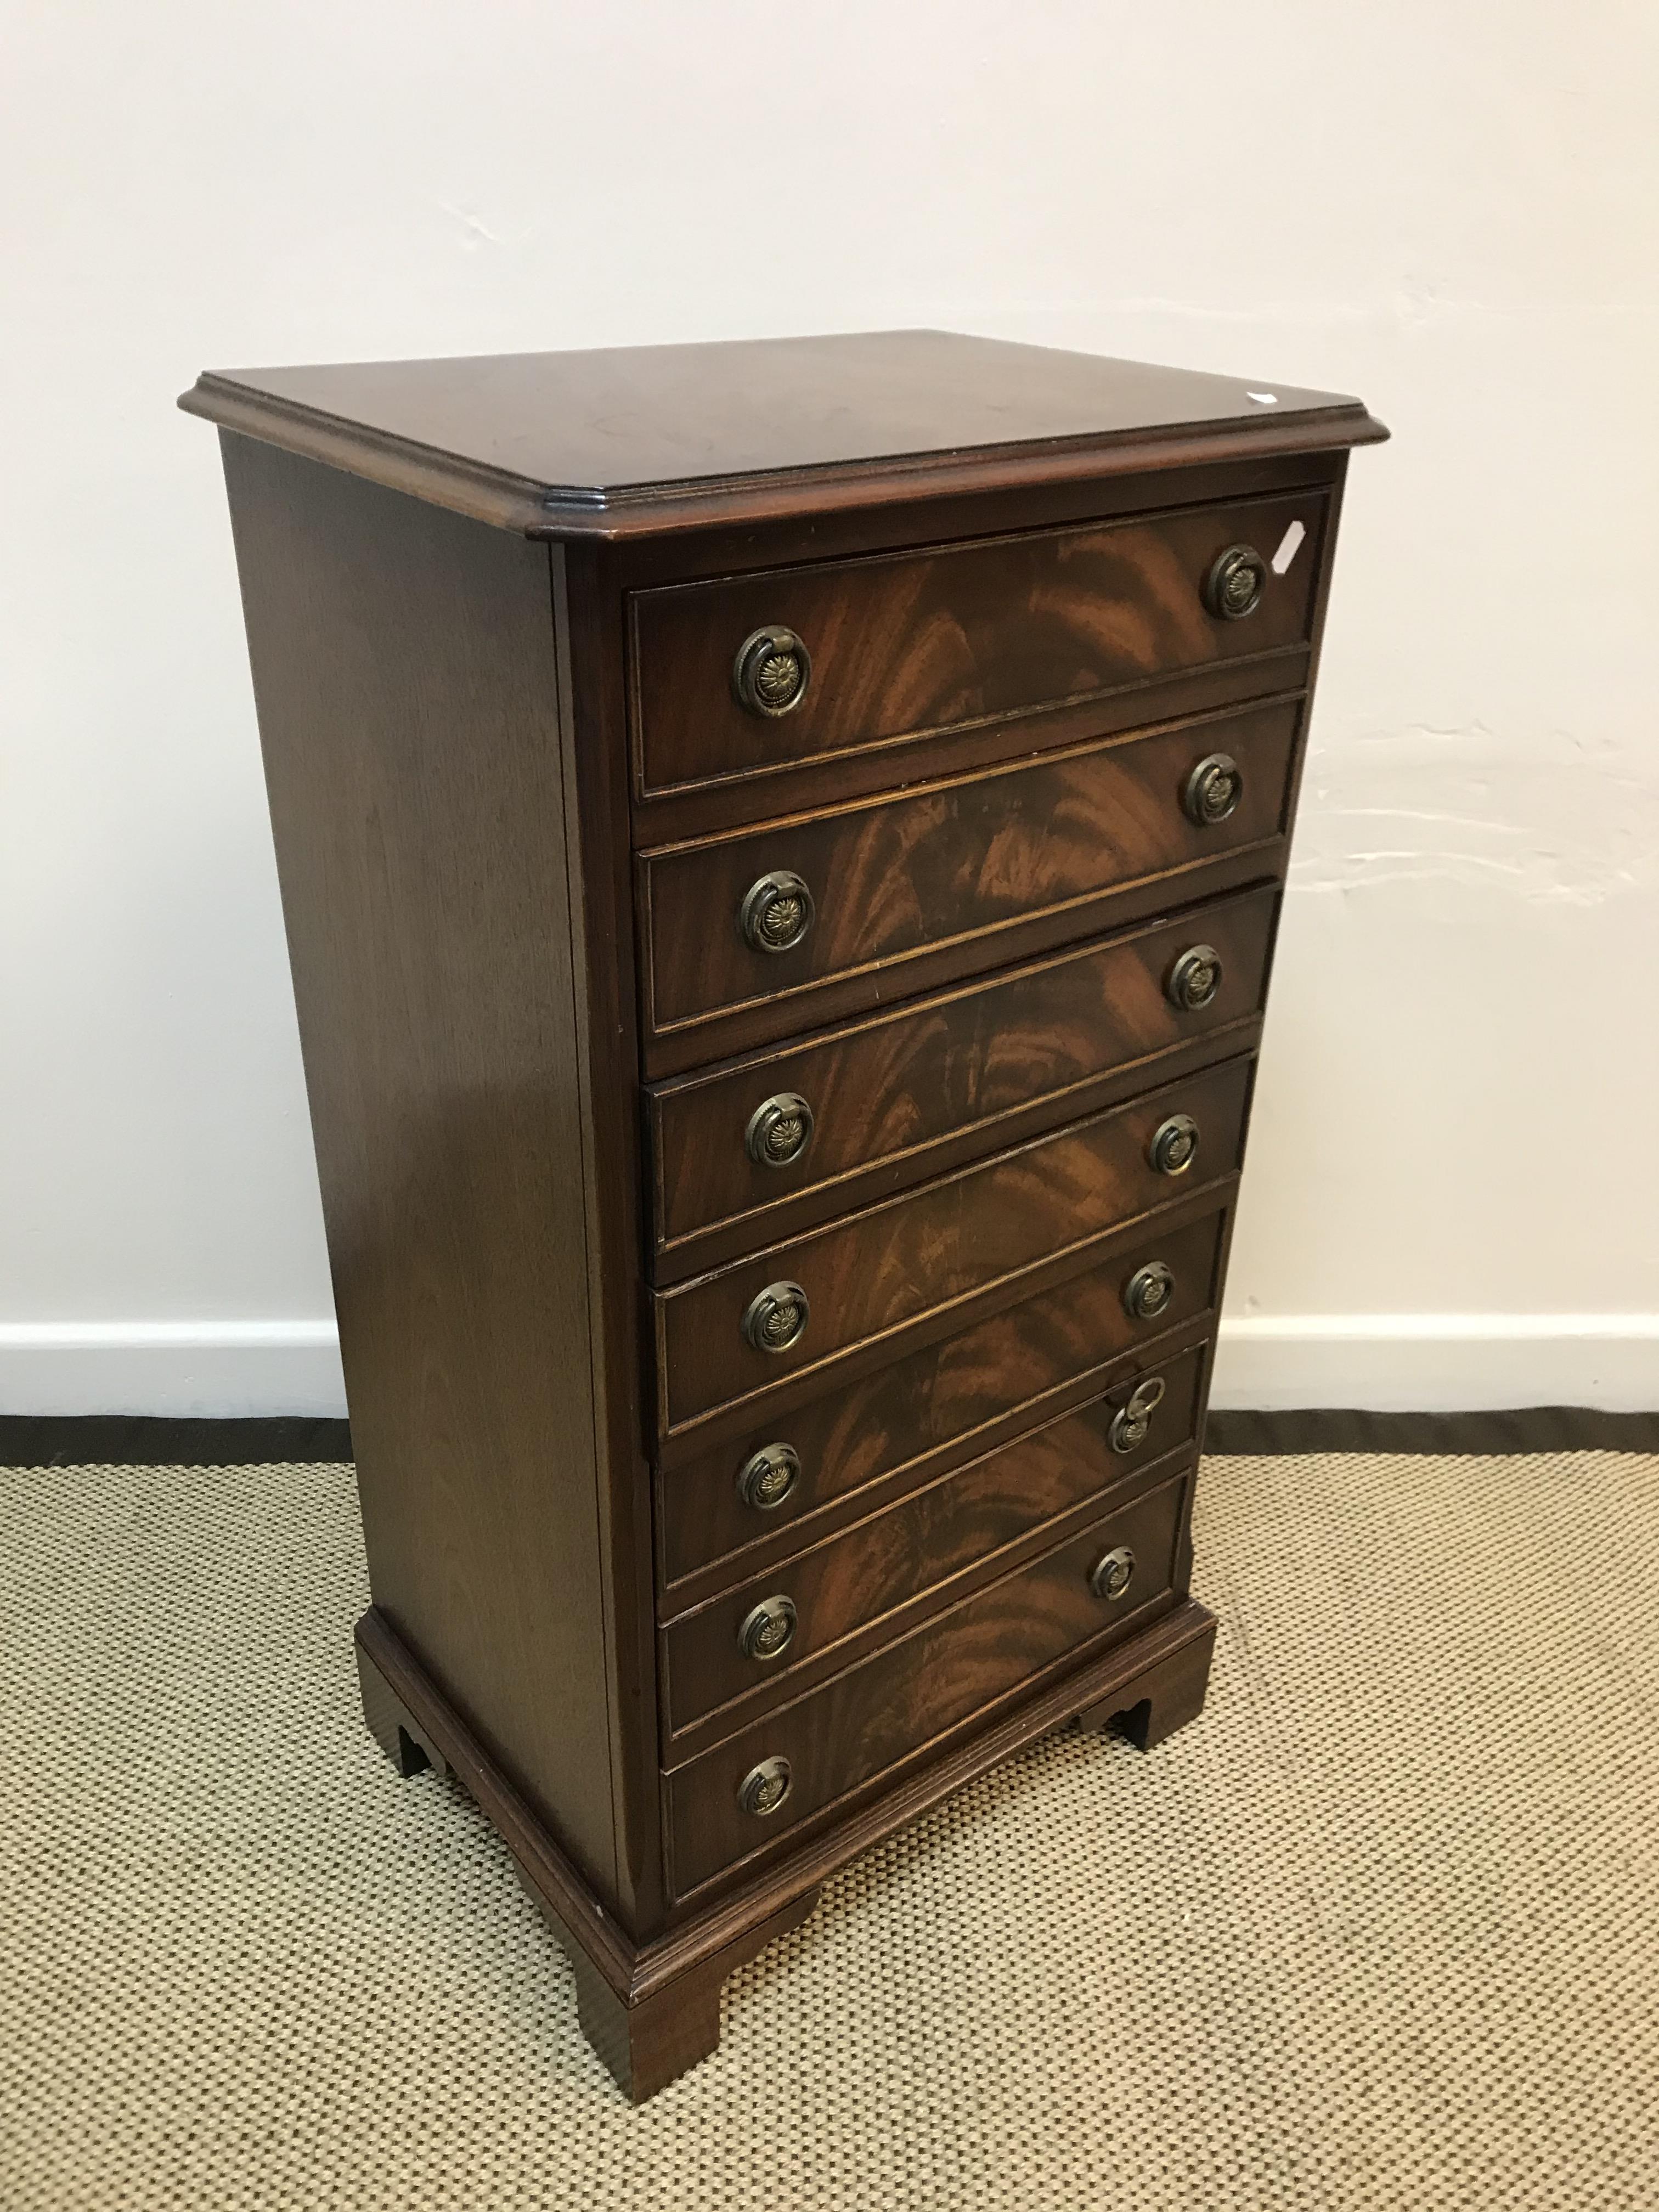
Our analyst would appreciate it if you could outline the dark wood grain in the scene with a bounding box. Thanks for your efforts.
[661,1347,1204,1746]
[638,698,1300,1063]
[612,450,1340,598]
[1078,1623,1216,1751]
[630,490,1324,798]
[613,449,1335,855]
[656,1056,1251,1436]
[356,1587,1218,2045]
[603,459,1342,813]
[219,435,626,1901]
[358,1638,449,1780]
[665,1471,1191,1897]
[534,1878,820,2103]
[635,655,1312,854]
[556,541,674,1932]
[193,331,1380,2097]
[649,884,1278,1274]
[656,1200,1226,1588]
[357,1609,820,2099]
[180,330,1385,539]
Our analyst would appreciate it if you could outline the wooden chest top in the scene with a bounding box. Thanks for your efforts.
[181,327,1385,536]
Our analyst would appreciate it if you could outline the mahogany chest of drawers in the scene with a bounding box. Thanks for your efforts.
[183,330,1384,2099]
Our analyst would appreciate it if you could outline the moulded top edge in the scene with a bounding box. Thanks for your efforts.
[178,330,1387,539]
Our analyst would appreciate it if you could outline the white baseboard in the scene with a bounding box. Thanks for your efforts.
[1210,1314,1659,1413]
[1,1314,1655,1419]
[0,1322,347,1417]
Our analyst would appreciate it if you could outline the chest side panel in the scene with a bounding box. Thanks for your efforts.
[219,436,623,1904]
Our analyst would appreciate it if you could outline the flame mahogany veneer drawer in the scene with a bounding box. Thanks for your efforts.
[656,1204,1227,1596]
[654,1056,1251,1440]
[628,489,1326,800]
[648,884,1278,1272]
[659,1344,1205,1748]
[637,699,1299,1068]
[664,1470,1192,1897]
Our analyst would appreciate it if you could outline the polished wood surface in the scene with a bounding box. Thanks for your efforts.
[556,539,673,1932]
[661,1350,1204,1745]
[665,1470,1192,1897]
[638,698,1300,1060]
[648,885,1278,1272]
[657,1057,1251,1435]
[358,1590,1217,2095]
[195,330,1380,2096]
[656,1202,1226,1592]
[636,654,1317,853]
[1076,1613,1217,1750]
[181,330,1385,538]
[630,490,1324,797]
[356,1610,819,2101]
[219,435,624,1899]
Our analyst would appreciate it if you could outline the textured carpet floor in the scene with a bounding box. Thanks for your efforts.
[3,1449,1656,2210]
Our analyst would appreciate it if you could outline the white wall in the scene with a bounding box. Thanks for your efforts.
[3,1,1656,1414]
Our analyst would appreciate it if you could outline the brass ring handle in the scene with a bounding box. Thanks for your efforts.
[1109,1375,1166,1455]
[739,870,815,955]
[737,1756,793,1816]
[1148,1114,1199,1177]
[1090,1545,1137,1602]
[742,1280,810,1355]
[736,1442,801,1511]
[737,1595,798,1662]
[1122,1261,1175,1323]
[1182,752,1243,827]
[1166,945,1222,1013]
[746,1093,815,1169]
[1202,545,1267,621]
[733,626,812,717]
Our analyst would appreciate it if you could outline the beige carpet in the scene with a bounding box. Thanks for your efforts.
[3,1447,1656,2210]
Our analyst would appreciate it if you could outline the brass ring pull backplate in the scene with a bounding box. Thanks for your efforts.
[739,870,815,955]
[1182,752,1244,827]
[1148,1113,1200,1177]
[1109,1374,1167,1454]
[737,1595,798,1662]
[737,1756,793,1816]
[742,1280,810,1355]
[1202,545,1267,621]
[746,1092,815,1169]
[1166,944,1223,1012]
[1090,1545,1137,1602]
[732,626,812,717]
[736,1441,802,1511]
[1123,1261,1175,1323]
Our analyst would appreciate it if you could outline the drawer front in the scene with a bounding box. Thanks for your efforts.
[656,1055,1251,1436]
[660,1345,1204,1745]
[657,1205,1226,1592]
[650,884,1277,1265]
[629,490,1325,799]
[664,1471,1190,1897]
[639,698,1298,1052]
